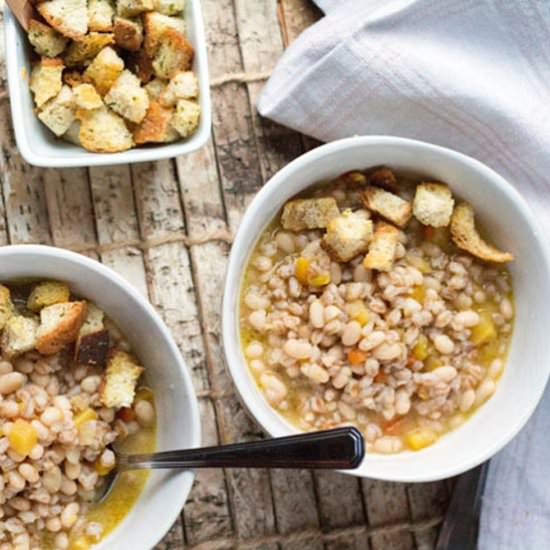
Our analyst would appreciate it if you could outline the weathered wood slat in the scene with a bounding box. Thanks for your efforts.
[408,482,448,549]
[280,0,322,45]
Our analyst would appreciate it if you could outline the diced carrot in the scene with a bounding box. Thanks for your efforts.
[374,372,386,384]
[116,407,135,422]
[382,417,403,435]
[295,257,310,285]
[347,349,367,365]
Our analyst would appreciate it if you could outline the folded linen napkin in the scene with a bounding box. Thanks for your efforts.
[258,1,550,548]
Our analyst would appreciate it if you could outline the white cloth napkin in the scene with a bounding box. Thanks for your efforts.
[257,1,550,548]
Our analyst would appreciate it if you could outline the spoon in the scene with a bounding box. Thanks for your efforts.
[95,426,364,503]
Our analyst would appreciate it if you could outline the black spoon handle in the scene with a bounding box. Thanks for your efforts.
[118,427,364,470]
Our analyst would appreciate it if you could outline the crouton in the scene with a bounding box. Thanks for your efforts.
[125,49,154,83]
[153,0,185,15]
[144,78,166,100]
[63,120,81,145]
[28,19,68,58]
[322,211,373,263]
[450,203,514,263]
[363,222,400,271]
[413,182,455,228]
[143,12,186,56]
[35,301,87,355]
[1,317,39,359]
[37,0,88,40]
[83,46,124,95]
[64,32,114,67]
[0,285,15,331]
[78,107,134,152]
[338,170,367,186]
[88,0,114,31]
[159,70,198,107]
[113,16,143,50]
[361,186,412,228]
[116,0,153,18]
[281,197,340,232]
[73,83,103,110]
[75,303,109,367]
[152,28,194,79]
[30,57,64,109]
[101,350,144,408]
[63,71,85,87]
[38,86,76,137]
[104,69,149,123]
[27,281,71,312]
[134,101,178,144]
[170,98,200,137]
[367,167,399,192]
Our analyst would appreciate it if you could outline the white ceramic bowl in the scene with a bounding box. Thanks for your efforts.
[0,245,201,548]
[4,0,211,167]
[223,136,550,482]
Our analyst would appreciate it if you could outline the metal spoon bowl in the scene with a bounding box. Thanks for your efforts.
[95,427,364,503]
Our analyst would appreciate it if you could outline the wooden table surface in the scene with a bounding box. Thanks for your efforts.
[0,0,451,548]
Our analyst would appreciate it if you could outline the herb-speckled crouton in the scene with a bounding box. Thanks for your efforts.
[116,0,153,17]
[30,58,64,108]
[88,0,115,31]
[450,203,513,263]
[36,301,87,355]
[0,285,15,331]
[78,107,134,152]
[64,32,114,67]
[159,70,198,107]
[363,222,400,271]
[1,316,39,359]
[413,182,454,228]
[170,98,200,138]
[73,83,104,110]
[152,28,193,79]
[101,350,144,408]
[322,211,373,262]
[28,19,68,58]
[134,101,178,144]
[27,281,71,312]
[38,86,76,137]
[361,186,412,228]
[105,69,150,123]
[281,198,340,232]
[63,120,82,144]
[113,16,143,50]
[37,0,89,40]
[153,0,184,15]
[83,46,124,95]
[76,303,110,367]
[144,78,166,100]
[143,12,186,56]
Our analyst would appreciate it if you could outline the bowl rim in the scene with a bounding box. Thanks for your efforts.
[4,0,212,168]
[222,135,550,482]
[0,244,202,546]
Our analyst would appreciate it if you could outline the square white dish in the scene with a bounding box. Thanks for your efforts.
[4,0,211,168]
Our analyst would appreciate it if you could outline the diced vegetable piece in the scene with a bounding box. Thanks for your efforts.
[405,428,438,450]
[423,355,441,371]
[410,285,425,303]
[470,311,496,345]
[8,420,38,457]
[94,458,115,476]
[347,349,367,365]
[295,257,309,285]
[74,407,98,428]
[71,536,91,550]
[413,335,429,360]
[310,273,331,287]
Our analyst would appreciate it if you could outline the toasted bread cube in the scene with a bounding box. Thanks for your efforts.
[0,285,15,331]
[84,46,124,95]
[367,167,399,192]
[144,78,166,100]
[170,98,200,138]
[159,70,198,107]
[113,16,143,50]
[125,49,154,83]
[38,86,76,137]
[63,71,84,87]
[152,28,194,79]
[143,12,186,56]
[101,350,144,408]
[79,303,105,337]
[75,303,109,367]
[30,58,64,109]
[105,70,149,123]
[63,120,81,145]
[64,32,114,67]
[322,211,373,262]
[281,198,340,232]
[37,0,88,40]
[28,19,68,58]
[116,0,153,17]
[134,101,178,144]
[73,83,103,110]
[89,0,114,31]
[36,301,87,355]
[78,107,134,153]
[361,186,412,228]
[1,316,39,359]
[450,203,513,263]
[363,222,400,271]
[153,0,184,15]
[413,183,455,228]
[27,281,71,312]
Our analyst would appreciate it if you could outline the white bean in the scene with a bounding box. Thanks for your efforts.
[395,389,411,415]
[455,310,480,327]
[40,407,62,427]
[433,334,454,355]
[276,232,295,254]
[260,373,287,404]
[475,379,496,406]
[358,331,385,351]
[341,321,361,347]
[500,297,514,320]
[489,359,504,379]
[248,310,267,332]
[61,502,79,529]
[301,364,329,384]
[245,341,264,359]
[135,400,155,427]
[433,366,457,383]
[373,436,403,453]
[374,343,402,361]
[0,372,26,395]
[283,339,312,359]
[309,301,324,329]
